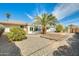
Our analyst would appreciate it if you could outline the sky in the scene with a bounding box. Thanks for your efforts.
[0,3,79,26]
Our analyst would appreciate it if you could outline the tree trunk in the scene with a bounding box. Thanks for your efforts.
[42,26,46,34]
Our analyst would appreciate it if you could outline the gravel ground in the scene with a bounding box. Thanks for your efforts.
[0,35,21,56]
[52,33,79,56]
[15,34,72,56]
[0,33,73,56]
[15,34,54,56]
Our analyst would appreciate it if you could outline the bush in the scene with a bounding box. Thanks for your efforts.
[0,25,5,36]
[6,27,27,41]
[56,24,64,32]
[63,26,68,32]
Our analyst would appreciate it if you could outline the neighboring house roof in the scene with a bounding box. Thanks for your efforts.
[69,24,79,28]
[0,21,28,26]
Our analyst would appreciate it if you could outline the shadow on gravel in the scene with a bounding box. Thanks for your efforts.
[0,34,22,56]
[53,33,79,56]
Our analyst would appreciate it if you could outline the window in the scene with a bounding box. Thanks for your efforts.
[20,25,24,28]
[30,27,33,31]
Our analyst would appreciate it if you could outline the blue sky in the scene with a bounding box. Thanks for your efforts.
[0,3,79,26]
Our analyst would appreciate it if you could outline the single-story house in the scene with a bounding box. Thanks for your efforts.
[68,24,79,33]
[0,21,32,34]
[27,24,42,34]
[0,21,57,34]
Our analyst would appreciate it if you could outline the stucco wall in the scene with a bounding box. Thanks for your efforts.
[5,27,10,32]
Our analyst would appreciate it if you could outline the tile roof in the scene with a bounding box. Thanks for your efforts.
[0,21,28,26]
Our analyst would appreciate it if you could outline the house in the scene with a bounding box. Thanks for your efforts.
[47,26,56,32]
[0,21,43,34]
[27,24,56,34]
[68,24,79,33]
[27,24,42,34]
[0,21,29,33]
[0,21,57,34]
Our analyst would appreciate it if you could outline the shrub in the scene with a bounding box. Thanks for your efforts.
[34,26,38,31]
[56,24,64,32]
[63,26,68,32]
[6,27,27,41]
[0,25,5,36]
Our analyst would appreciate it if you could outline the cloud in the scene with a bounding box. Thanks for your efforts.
[61,17,79,26]
[26,13,33,20]
[52,3,79,20]
[65,18,79,23]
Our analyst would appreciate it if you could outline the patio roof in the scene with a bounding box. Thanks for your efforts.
[0,21,28,26]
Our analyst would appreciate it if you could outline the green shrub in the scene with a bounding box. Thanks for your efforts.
[0,26,5,31]
[6,27,27,41]
[63,26,68,32]
[56,24,64,32]
[0,25,5,36]
[34,26,38,31]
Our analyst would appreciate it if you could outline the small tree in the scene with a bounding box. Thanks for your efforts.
[56,24,64,32]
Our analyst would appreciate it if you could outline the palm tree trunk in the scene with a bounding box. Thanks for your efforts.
[42,26,46,34]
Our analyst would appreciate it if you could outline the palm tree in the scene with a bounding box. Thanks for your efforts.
[34,13,58,34]
[5,13,11,21]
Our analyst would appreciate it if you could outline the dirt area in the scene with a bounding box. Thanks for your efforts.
[0,34,21,56]
[0,33,76,56]
[14,33,73,56]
